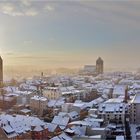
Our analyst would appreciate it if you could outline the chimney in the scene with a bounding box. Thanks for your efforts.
[8,121,10,126]
[1,123,3,127]
[31,125,36,131]
[109,88,113,99]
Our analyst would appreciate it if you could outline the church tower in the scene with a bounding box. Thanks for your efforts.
[96,57,104,74]
[0,56,3,86]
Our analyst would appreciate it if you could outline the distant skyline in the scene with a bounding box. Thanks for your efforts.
[1,0,140,73]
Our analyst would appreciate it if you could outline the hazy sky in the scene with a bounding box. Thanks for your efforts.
[1,0,140,71]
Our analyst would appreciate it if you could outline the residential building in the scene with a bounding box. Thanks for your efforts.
[30,96,48,116]
[130,93,140,124]
[98,98,126,124]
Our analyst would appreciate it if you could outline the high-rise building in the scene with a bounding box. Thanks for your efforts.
[96,57,104,74]
[0,56,3,86]
[130,93,140,124]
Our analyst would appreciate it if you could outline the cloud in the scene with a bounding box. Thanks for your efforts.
[21,0,31,7]
[44,5,55,12]
[0,1,55,17]
[0,0,56,17]
[76,1,140,27]
[0,2,38,16]
[25,8,38,16]
[0,3,24,16]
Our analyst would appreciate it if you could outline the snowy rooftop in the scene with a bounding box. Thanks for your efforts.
[31,96,47,101]
[48,98,65,107]
[113,85,126,96]
[52,116,69,129]
[51,132,72,140]
[131,93,140,104]
[0,114,46,138]
[99,99,125,113]
[0,96,15,101]
[116,136,124,140]
[105,98,124,103]
[20,109,31,114]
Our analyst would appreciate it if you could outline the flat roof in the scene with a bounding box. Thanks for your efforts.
[116,136,124,140]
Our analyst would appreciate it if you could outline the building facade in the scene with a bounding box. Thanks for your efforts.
[130,93,140,124]
[79,57,104,76]
[98,99,126,124]
[43,87,61,100]
[30,96,48,116]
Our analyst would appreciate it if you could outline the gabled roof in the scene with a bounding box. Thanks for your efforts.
[46,123,58,132]
[52,116,69,128]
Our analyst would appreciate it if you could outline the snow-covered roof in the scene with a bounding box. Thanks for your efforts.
[69,121,90,126]
[3,125,14,133]
[58,112,67,117]
[46,87,59,90]
[0,114,46,138]
[65,128,75,133]
[87,97,105,107]
[113,85,126,96]
[51,132,72,140]
[89,135,101,138]
[73,102,87,110]
[20,109,31,114]
[116,136,124,140]
[99,99,125,113]
[0,96,15,102]
[3,86,18,93]
[68,111,79,119]
[71,125,87,136]
[31,96,47,101]
[48,98,65,107]
[105,98,124,103]
[92,128,105,131]
[131,93,140,103]
[34,125,44,132]
[19,83,37,91]
[52,116,69,129]
[46,123,57,132]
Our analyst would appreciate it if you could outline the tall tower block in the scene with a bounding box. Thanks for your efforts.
[0,56,3,86]
[96,57,104,74]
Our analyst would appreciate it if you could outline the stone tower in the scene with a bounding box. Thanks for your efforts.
[96,57,104,74]
[0,56,3,86]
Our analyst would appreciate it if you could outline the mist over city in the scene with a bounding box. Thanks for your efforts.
[1,0,140,78]
[0,1,140,140]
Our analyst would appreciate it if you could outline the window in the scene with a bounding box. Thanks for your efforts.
[134,110,136,113]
